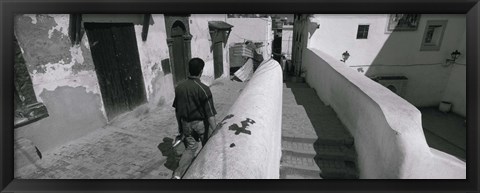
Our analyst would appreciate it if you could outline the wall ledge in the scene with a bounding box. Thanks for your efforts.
[183,59,283,179]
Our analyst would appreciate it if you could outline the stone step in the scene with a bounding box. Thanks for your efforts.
[282,142,357,163]
[282,142,357,162]
[282,135,354,147]
[281,153,320,171]
[315,159,359,179]
[315,145,357,162]
[284,76,306,83]
[284,174,322,179]
[282,105,318,138]
[282,141,317,155]
[283,82,311,88]
[316,136,354,147]
[282,135,317,144]
[280,162,321,175]
[280,159,358,179]
[280,167,323,179]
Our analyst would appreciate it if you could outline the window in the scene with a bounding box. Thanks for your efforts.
[420,20,447,51]
[357,25,369,39]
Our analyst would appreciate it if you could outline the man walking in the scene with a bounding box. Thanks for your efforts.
[171,58,217,179]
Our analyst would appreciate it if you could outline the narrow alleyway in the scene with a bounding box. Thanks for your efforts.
[280,79,359,179]
[15,78,246,179]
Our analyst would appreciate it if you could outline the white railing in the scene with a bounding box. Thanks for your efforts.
[302,48,465,179]
[183,59,283,179]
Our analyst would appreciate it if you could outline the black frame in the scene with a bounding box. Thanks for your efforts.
[1,0,479,192]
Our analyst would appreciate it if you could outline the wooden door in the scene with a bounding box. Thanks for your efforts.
[85,23,147,120]
[213,42,223,79]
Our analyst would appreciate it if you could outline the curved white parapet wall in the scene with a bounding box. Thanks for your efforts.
[183,59,283,179]
[302,48,465,179]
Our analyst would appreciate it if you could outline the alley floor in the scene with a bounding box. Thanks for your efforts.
[420,107,466,161]
[280,79,358,179]
[15,78,246,179]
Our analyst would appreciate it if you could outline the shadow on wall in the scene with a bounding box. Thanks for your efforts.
[228,118,255,135]
[348,16,466,112]
[16,86,107,153]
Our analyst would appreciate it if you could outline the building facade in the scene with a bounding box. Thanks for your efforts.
[305,14,466,116]
[13,14,233,169]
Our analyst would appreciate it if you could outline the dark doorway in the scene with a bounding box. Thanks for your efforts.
[213,42,224,79]
[171,21,188,84]
[272,32,282,63]
[84,22,147,120]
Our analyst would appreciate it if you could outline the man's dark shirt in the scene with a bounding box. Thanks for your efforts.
[173,76,217,122]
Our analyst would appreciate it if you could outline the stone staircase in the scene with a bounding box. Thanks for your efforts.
[280,82,359,179]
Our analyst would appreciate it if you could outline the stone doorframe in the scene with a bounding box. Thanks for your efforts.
[164,15,193,85]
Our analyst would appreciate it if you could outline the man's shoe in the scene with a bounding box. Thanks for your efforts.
[171,176,180,179]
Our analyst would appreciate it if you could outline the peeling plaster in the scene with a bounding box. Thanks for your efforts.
[70,45,85,64]
[190,14,227,81]
[16,15,73,72]
[133,14,170,100]
[24,14,37,24]
[47,14,69,39]
[83,36,90,50]
[32,65,99,95]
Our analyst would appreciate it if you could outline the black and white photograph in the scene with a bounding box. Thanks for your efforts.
[12,13,467,180]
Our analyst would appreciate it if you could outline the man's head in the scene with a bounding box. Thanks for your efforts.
[188,58,205,77]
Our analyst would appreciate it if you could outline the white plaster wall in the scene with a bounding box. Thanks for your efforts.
[226,18,273,60]
[16,14,106,118]
[441,30,466,116]
[83,14,174,106]
[134,14,171,102]
[190,14,229,85]
[184,59,283,179]
[302,48,465,178]
[308,14,391,67]
[14,14,177,152]
[307,14,466,108]
[14,14,108,152]
[281,25,294,57]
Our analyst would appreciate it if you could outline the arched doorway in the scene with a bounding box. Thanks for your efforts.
[165,16,192,85]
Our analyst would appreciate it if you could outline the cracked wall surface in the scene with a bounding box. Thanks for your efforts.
[14,14,231,158]
[14,14,108,154]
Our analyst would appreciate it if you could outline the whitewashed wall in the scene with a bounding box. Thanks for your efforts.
[441,31,466,117]
[190,14,229,85]
[14,14,230,154]
[302,48,465,179]
[226,17,273,60]
[281,25,294,58]
[307,14,466,115]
